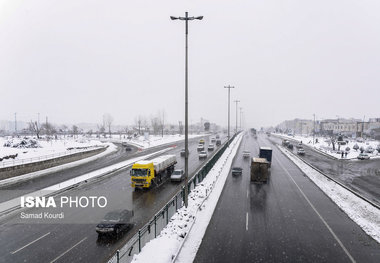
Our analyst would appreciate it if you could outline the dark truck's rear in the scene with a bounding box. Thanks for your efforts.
[259,147,272,167]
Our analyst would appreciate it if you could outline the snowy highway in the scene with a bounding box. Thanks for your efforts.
[0,135,227,263]
[194,133,380,262]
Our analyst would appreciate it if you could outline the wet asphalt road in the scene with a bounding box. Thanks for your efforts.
[195,133,380,263]
[0,134,227,263]
[0,137,202,203]
[269,135,380,206]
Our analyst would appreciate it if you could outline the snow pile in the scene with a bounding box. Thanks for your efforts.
[275,133,380,160]
[132,133,243,263]
[279,146,380,243]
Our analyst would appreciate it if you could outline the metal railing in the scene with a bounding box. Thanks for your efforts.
[107,134,238,263]
[0,146,105,168]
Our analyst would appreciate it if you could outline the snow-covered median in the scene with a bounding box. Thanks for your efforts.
[132,133,243,263]
[279,146,380,244]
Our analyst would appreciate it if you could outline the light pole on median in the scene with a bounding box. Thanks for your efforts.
[224,85,234,145]
[171,12,203,208]
[234,100,240,134]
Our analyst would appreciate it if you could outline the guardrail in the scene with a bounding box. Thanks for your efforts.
[0,146,105,168]
[106,134,238,263]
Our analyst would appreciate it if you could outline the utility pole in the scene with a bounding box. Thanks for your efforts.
[224,85,234,145]
[234,100,240,134]
[313,114,316,145]
[239,107,243,130]
[171,12,203,208]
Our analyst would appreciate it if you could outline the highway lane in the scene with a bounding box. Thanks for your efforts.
[0,134,226,263]
[0,136,204,203]
[270,135,380,205]
[194,133,380,263]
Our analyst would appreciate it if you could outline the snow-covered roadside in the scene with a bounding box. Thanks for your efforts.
[0,143,116,187]
[274,133,380,160]
[0,146,174,217]
[278,146,380,243]
[0,136,108,167]
[132,133,243,263]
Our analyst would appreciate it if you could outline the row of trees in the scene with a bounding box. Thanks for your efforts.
[24,110,211,139]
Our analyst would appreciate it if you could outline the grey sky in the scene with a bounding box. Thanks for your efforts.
[1,0,379,128]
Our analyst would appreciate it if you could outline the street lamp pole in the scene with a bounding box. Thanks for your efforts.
[239,107,243,130]
[234,100,240,134]
[313,114,316,145]
[224,85,234,145]
[171,12,203,208]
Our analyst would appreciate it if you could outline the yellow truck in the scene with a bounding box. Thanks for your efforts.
[130,155,177,189]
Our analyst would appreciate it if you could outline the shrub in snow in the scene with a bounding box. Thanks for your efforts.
[353,144,359,151]
[345,147,350,152]
[3,138,41,148]
[359,146,365,153]
[365,146,374,153]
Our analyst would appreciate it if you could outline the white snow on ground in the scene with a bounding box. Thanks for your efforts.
[132,133,243,263]
[105,134,204,149]
[0,143,116,187]
[275,133,380,160]
[279,146,380,243]
[0,136,107,167]
[0,147,174,216]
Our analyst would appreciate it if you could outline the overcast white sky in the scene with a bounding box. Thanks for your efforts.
[1,0,379,128]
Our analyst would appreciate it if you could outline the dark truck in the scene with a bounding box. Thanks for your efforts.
[259,147,272,167]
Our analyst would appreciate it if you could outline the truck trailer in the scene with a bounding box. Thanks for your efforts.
[130,155,177,189]
[259,147,272,167]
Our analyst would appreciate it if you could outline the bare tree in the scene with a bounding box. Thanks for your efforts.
[135,115,144,135]
[179,121,183,135]
[72,125,79,138]
[158,110,166,137]
[103,113,114,137]
[150,115,160,135]
[28,121,40,139]
[97,124,105,138]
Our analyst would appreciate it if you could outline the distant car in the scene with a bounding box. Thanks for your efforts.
[125,145,132,151]
[216,139,222,146]
[199,150,207,160]
[171,169,185,182]
[197,144,204,151]
[242,151,250,158]
[357,153,370,160]
[96,210,134,237]
[122,141,128,147]
[297,148,305,155]
[199,139,205,145]
[216,135,220,139]
[180,149,186,157]
[208,144,215,151]
[210,137,216,143]
[231,167,243,176]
